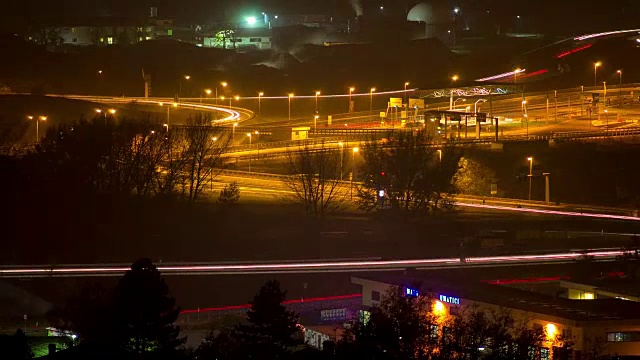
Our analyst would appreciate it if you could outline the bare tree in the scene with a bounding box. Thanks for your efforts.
[356,130,461,215]
[283,142,346,218]
[181,115,230,201]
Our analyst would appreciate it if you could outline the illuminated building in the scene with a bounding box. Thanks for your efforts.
[352,274,640,358]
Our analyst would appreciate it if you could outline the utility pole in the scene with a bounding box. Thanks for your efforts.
[546,94,549,125]
[543,173,551,205]
[554,90,558,122]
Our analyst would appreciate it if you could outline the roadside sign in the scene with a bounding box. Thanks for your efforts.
[380,112,387,118]
[408,98,425,109]
[476,113,487,122]
[592,93,600,104]
[389,98,403,107]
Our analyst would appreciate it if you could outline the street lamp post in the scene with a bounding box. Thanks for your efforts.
[315,91,320,114]
[369,88,376,116]
[348,87,355,113]
[450,75,459,110]
[617,70,622,105]
[594,62,601,87]
[527,157,533,201]
[453,98,466,108]
[338,142,344,181]
[288,93,294,120]
[514,68,521,84]
[247,133,252,172]
[351,147,359,199]
[202,89,212,103]
[314,115,319,132]
[216,82,227,105]
[210,136,218,190]
[232,122,238,139]
[258,92,264,116]
[28,115,47,142]
[437,149,442,162]
[474,99,487,113]
[179,75,190,99]
[233,95,239,109]
[404,82,409,105]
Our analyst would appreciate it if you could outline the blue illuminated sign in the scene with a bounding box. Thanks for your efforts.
[406,287,419,297]
[439,294,460,305]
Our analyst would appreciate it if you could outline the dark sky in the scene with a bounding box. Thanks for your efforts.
[3,0,640,25]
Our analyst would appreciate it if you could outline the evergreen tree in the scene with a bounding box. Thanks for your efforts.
[236,280,300,359]
[112,258,185,355]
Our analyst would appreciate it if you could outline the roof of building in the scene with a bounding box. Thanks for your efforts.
[352,273,640,322]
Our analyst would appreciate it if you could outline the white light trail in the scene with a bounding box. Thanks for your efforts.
[0,249,625,278]
[574,29,640,41]
[476,69,525,82]
[456,202,640,221]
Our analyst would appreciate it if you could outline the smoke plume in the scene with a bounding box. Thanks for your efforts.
[350,0,363,16]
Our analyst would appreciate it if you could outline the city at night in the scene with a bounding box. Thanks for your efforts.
[2,1,640,359]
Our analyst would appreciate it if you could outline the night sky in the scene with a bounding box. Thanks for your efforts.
[2,0,639,28]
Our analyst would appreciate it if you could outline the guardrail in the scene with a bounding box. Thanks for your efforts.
[214,169,637,216]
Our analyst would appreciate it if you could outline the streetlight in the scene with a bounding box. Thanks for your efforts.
[369,87,376,114]
[453,98,466,108]
[202,88,212,103]
[247,133,253,172]
[451,75,459,82]
[527,157,533,201]
[163,123,169,133]
[474,99,487,113]
[404,82,410,105]
[232,95,239,109]
[288,93,294,120]
[351,147,359,199]
[315,91,321,114]
[514,68,521,84]
[594,61,601,87]
[258,92,264,115]
[338,141,344,180]
[179,74,191,98]
[28,115,46,142]
[348,87,355,112]
[232,122,238,139]
[216,81,228,105]
[617,70,622,105]
[95,109,102,114]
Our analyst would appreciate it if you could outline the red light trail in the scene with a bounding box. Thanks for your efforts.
[556,43,593,58]
[181,293,363,314]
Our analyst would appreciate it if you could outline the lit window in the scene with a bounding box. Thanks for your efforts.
[145,36,152,40]
[107,37,113,44]
[607,332,640,342]
[167,29,173,36]
[540,347,550,360]
[429,325,438,341]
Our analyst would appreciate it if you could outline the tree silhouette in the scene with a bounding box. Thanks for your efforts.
[0,329,33,360]
[112,258,185,355]
[338,286,435,359]
[236,280,300,359]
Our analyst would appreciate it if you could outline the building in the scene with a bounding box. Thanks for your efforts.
[303,325,344,351]
[202,28,272,50]
[352,273,640,358]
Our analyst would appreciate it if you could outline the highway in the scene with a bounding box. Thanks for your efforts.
[211,169,640,220]
[0,249,626,278]
[47,94,255,123]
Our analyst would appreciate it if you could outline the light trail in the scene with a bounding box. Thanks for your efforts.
[0,249,625,278]
[181,293,363,314]
[556,43,593,58]
[574,29,640,41]
[456,202,640,221]
[52,95,246,122]
[476,69,525,82]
